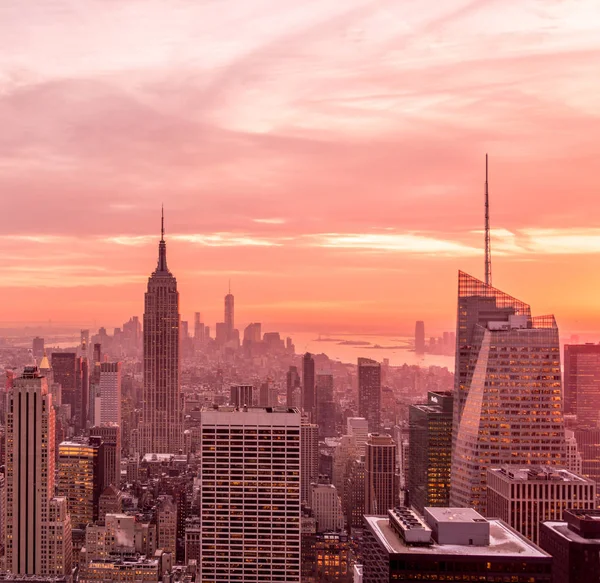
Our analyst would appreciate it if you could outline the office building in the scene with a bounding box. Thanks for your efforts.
[51,352,83,429]
[198,407,301,582]
[316,372,336,438]
[565,429,583,474]
[32,336,45,359]
[287,366,301,407]
[80,556,167,583]
[141,212,183,454]
[301,420,319,505]
[194,312,204,346]
[347,417,369,458]
[230,384,254,408]
[98,485,123,523]
[157,495,177,557]
[310,480,345,532]
[540,508,600,583]
[365,434,397,515]
[301,532,351,583]
[58,437,105,528]
[5,366,72,577]
[451,272,566,512]
[333,435,356,495]
[408,391,453,514]
[224,287,234,341]
[415,321,425,354]
[345,458,366,532]
[90,425,121,489]
[487,466,596,544]
[96,362,121,427]
[358,358,381,432]
[362,507,552,582]
[303,353,316,418]
[564,343,600,426]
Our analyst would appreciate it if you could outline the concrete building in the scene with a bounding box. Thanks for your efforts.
[345,458,366,532]
[301,532,351,583]
[5,366,72,577]
[98,362,121,426]
[90,424,121,489]
[365,434,397,515]
[564,343,600,426]
[97,485,123,524]
[362,507,552,582]
[198,407,301,582]
[451,272,566,513]
[310,480,345,532]
[141,212,183,454]
[347,417,369,458]
[230,384,254,408]
[408,391,453,514]
[487,465,596,544]
[157,495,177,557]
[303,353,316,419]
[358,358,381,432]
[316,373,336,438]
[301,420,319,505]
[540,509,600,583]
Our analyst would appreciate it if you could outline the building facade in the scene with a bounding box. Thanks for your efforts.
[487,466,596,544]
[365,434,397,515]
[358,359,381,432]
[98,362,121,426]
[198,407,301,582]
[303,353,316,419]
[301,420,319,505]
[564,343,600,427]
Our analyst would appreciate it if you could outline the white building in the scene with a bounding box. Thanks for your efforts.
[310,482,345,532]
[347,417,369,457]
[199,407,301,582]
[487,465,596,544]
[565,429,583,474]
[301,419,319,505]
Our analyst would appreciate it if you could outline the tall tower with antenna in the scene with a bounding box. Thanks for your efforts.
[485,154,492,286]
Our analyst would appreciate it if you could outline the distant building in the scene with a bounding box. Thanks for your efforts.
[316,373,336,438]
[32,336,45,359]
[347,417,369,458]
[540,509,600,583]
[310,480,345,532]
[365,434,397,515]
[230,384,254,408]
[98,362,121,426]
[408,391,453,514]
[414,321,425,354]
[301,420,319,505]
[224,289,234,341]
[51,352,84,429]
[287,366,301,407]
[487,465,596,544]
[157,495,177,557]
[303,353,316,418]
[564,343,600,427]
[362,507,552,582]
[358,358,381,432]
[90,424,121,490]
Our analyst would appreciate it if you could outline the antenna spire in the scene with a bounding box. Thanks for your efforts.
[485,154,492,286]
[161,204,165,241]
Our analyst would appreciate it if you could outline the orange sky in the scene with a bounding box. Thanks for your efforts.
[2,0,600,336]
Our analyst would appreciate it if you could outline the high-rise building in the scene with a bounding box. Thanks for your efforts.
[358,358,381,432]
[157,495,177,557]
[230,384,254,408]
[316,372,336,438]
[51,352,83,428]
[193,312,205,346]
[90,425,121,489]
[301,420,319,505]
[310,480,345,532]
[362,507,552,582]
[365,434,397,515]
[450,272,566,512]
[198,407,301,582]
[98,362,121,426]
[415,321,425,354]
[303,353,316,418]
[58,437,105,528]
[225,286,234,341]
[345,457,366,532]
[572,428,600,489]
[408,391,453,514]
[347,417,369,459]
[287,366,301,407]
[301,532,351,583]
[540,509,600,583]
[141,212,182,455]
[6,366,72,576]
[32,336,45,359]
[564,343,600,427]
[487,466,596,544]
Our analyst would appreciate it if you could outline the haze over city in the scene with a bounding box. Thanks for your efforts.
[2,0,600,334]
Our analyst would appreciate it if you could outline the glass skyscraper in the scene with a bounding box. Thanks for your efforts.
[450,272,566,512]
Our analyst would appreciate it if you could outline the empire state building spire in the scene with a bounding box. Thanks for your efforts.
[155,205,170,274]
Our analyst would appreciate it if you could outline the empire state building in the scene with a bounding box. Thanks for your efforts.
[141,212,182,454]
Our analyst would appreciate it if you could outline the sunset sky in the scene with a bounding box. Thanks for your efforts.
[2,0,600,335]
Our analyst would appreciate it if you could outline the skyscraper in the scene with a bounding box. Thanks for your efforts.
[6,366,72,576]
[225,284,234,341]
[141,211,182,455]
[90,424,121,490]
[51,351,83,428]
[301,419,319,505]
[287,366,301,407]
[358,358,381,432]
[450,272,566,512]
[198,407,301,582]
[32,336,44,359]
[415,321,425,354]
[98,361,121,426]
[564,343,600,427]
[316,372,336,438]
[365,433,397,515]
[408,391,453,514]
[303,353,316,417]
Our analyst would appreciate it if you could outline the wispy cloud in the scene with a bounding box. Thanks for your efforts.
[252,218,287,225]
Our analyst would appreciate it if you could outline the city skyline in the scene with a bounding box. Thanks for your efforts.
[2,1,600,333]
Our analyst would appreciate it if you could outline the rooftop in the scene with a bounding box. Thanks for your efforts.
[365,516,548,558]
[489,466,592,483]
